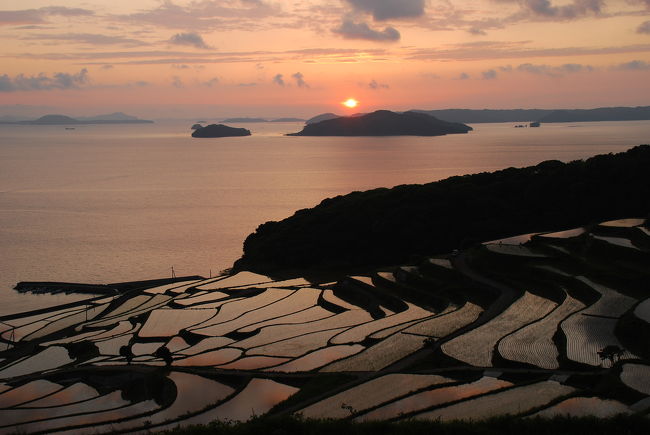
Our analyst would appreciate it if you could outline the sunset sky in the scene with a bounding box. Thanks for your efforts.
[1,0,649,118]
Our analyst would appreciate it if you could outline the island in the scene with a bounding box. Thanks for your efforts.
[4,113,154,125]
[191,123,251,138]
[287,110,473,136]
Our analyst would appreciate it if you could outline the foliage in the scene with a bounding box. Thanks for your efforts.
[235,145,650,274]
[159,414,650,435]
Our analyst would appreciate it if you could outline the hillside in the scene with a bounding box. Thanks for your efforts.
[234,145,650,274]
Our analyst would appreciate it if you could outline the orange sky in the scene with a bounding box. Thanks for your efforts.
[1,0,649,118]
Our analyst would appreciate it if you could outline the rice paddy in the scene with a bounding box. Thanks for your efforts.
[0,218,648,432]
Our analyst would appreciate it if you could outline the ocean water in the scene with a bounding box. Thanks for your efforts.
[1,119,649,315]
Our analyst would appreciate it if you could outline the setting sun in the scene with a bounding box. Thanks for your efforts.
[342,98,359,109]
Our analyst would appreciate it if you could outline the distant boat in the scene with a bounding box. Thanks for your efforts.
[530,121,541,127]
[65,127,76,130]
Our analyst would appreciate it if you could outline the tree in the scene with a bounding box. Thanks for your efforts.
[155,346,173,366]
[597,345,625,366]
[119,345,134,364]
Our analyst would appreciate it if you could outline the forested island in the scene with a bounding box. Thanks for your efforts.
[288,110,472,136]
[235,145,650,274]
[191,124,251,138]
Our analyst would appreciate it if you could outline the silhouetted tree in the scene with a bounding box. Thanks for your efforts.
[119,345,134,364]
[598,345,625,366]
[66,341,99,361]
[155,346,173,366]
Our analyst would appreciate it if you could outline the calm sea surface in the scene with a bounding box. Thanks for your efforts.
[1,120,649,315]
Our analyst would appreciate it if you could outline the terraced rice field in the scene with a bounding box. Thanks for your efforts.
[561,314,635,366]
[498,294,585,369]
[442,292,557,366]
[413,381,575,421]
[0,219,648,432]
[358,377,512,421]
[299,374,454,419]
[531,397,631,417]
[620,363,650,394]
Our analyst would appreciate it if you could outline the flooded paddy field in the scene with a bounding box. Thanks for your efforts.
[0,218,649,433]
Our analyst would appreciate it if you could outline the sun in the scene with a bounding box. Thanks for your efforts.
[342,98,359,109]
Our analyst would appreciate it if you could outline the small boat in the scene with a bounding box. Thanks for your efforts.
[65,127,76,130]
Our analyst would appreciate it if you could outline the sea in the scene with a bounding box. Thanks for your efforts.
[1,119,649,316]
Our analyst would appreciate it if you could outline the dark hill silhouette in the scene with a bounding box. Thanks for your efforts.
[412,109,552,124]
[538,106,650,123]
[28,114,78,124]
[305,113,341,124]
[222,117,267,123]
[288,110,472,136]
[234,145,650,274]
[16,114,153,125]
[191,124,251,138]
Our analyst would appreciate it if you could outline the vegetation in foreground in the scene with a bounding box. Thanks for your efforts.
[161,414,650,435]
[235,145,650,274]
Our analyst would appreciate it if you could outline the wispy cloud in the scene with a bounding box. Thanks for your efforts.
[367,79,389,89]
[171,76,184,88]
[19,33,146,47]
[516,62,593,76]
[114,0,279,31]
[638,20,650,34]
[169,32,211,49]
[482,69,497,79]
[333,18,400,41]
[201,77,219,87]
[0,69,89,92]
[0,6,93,26]
[614,59,650,70]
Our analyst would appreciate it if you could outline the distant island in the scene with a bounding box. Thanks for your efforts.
[221,117,305,123]
[287,110,472,137]
[191,124,251,138]
[0,112,153,125]
[412,105,650,124]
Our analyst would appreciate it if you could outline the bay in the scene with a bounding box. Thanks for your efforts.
[1,119,649,315]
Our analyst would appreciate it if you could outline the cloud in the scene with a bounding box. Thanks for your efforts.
[615,60,650,70]
[368,79,389,89]
[458,72,470,80]
[559,63,592,73]
[19,33,146,47]
[0,6,93,25]
[172,64,191,69]
[344,0,425,21]
[201,77,219,87]
[0,69,89,92]
[516,62,593,75]
[468,27,487,35]
[272,73,285,86]
[101,64,114,70]
[501,0,605,20]
[115,0,278,31]
[238,82,257,87]
[482,69,497,79]
[638,21,650,34]
[333,19,400,41]
[172,76,184,88]
[169,32,211,49]
[292,72,309,88]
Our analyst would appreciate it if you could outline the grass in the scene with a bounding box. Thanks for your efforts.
[159,414,650,435]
